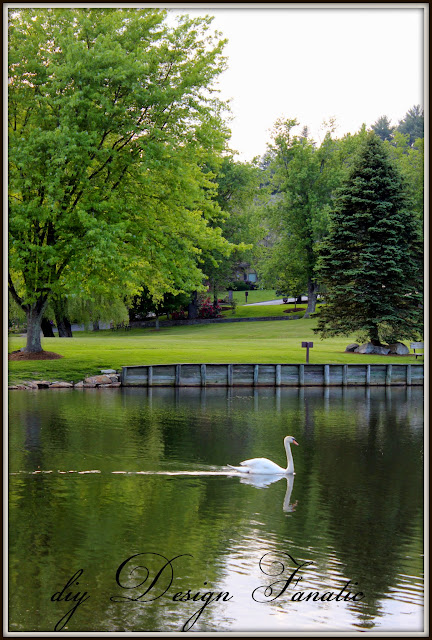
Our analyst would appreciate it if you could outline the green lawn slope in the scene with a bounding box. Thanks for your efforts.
[8,316,417,385]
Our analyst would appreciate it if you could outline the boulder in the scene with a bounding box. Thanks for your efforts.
[82,383,97,388]
[74,381,84,388]
[50,381,73,388]
[345,343,359,352]
[355,343,390,355]
[388,342,410,356]
[108,375,120,382]
[99,383,121,388]
[25,382,39,389]
[84,375,113,385]
[36,381,51,389]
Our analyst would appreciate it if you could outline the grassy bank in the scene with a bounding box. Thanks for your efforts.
[8,317,417,385]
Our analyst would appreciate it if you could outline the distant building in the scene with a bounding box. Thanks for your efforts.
[234,261,258,283]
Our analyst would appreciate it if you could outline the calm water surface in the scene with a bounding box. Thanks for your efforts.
[9,387,424,633]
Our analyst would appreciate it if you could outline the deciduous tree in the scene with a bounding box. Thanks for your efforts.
[9,8,232,351]
[259,119,343,317]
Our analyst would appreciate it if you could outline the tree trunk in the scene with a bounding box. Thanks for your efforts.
[213,280,218,309]
[303,279,319,318]
[41,317,55,337]
[187,290,199,319]
[53,296,73,337]
[155,315,160,330]
[93,320,100,331]
[25,303,47,352]
[56,317,73,337]
[369,325,382,346]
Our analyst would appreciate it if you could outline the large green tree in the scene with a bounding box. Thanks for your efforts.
[8,8,232,351]
[258,119,343,317]
[201,156,262,304]
[385,131,424,231]
[396,104,424,146]
[314,132,423,345]
[371,115,394,142]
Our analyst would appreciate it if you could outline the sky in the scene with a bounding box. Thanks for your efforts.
[168,5,425,161]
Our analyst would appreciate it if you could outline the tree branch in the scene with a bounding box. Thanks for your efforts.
[8,273,25,310]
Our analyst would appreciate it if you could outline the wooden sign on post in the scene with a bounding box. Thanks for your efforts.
[301,341,313,363]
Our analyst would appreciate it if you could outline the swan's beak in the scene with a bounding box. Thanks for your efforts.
[292,439,299,446]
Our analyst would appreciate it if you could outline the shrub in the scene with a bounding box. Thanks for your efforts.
[198,297,222,319]
[171,310,187,320]
[227,280,257,291]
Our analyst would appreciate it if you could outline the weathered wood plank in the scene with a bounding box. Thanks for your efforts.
[386,364,392,386]
[299,364,305,386]
[276,364,281,387]
[121,363,424,386]
[253,364,259,386]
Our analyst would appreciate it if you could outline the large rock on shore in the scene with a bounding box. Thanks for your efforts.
[50,381,74,388]
[388,342,410,355]
[84,375,113,385]
[345,343,359,352]
[355,343,390,355]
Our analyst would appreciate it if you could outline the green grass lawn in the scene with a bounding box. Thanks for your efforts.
[8,316,418,385]
[222,303,307,319]
[218,289,277,304]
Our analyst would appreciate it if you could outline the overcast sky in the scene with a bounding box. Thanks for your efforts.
[169,5,425,161]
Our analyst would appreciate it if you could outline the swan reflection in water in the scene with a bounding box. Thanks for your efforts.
[234,472,298,513]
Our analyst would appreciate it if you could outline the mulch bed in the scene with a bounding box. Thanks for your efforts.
[283,308,306,314]
[8,350,64,360]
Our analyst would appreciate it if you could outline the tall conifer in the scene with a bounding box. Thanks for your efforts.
[314,132,423,345]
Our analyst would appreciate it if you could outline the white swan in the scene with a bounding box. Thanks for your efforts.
[227,435,299,475]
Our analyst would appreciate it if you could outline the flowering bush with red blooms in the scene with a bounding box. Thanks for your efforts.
[198,297,222,319]
[171,310,187,320]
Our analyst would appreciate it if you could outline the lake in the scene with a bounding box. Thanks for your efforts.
[8,386,424,633]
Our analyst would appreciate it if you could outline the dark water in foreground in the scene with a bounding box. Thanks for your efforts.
[9,387,424,633]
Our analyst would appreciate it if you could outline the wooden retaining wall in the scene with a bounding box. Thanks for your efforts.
[121,363,424,387]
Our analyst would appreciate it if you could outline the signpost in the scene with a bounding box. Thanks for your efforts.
[301,341,313,363]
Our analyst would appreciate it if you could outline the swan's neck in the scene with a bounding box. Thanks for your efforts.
[284,440,295,473]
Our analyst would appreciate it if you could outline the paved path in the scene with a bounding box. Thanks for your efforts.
[244,297,304,306]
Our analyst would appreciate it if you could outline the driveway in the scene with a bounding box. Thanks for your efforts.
[244,297,304,306]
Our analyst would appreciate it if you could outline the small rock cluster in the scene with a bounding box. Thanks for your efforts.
[345,342,410,355]
[8,369,121,390]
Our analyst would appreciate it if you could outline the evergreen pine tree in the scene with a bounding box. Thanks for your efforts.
[371,115,394,141]
[314,132,423,346]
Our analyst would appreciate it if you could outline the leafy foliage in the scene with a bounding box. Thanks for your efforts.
[385,131,424,230]
[197,297,222,318]
[200,156,263,296]
[257,118,344,315]
[8,8,233,350]
[128,288,191,321]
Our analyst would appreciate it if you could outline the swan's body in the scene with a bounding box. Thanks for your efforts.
[228,435,299,475]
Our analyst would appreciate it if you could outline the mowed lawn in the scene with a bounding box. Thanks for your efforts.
[8,317,417,384]
[219,289,278,304]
